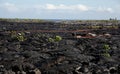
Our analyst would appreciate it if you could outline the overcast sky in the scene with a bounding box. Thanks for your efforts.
[0,0,120,20]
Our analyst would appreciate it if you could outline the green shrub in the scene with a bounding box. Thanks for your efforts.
[54,35,62,42]
[17,32,27,42]
[10,31,27,42]
[48,35,62,42]
[104,44,110,51]
[103,44,111,57]
[103,53,111,57]
[17,35,25,42]
[48,38,54,42]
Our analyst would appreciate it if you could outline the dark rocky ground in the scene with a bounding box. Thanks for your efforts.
[0,30,120,74]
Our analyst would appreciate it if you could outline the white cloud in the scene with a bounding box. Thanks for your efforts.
[97,7,113,13]
[34,4,89,11]
[0,3,115,14]
[34,4,116,14]
[106,8,113,12]
[1,2,19,12]
[77,5,89,11]
[46,4,56,10]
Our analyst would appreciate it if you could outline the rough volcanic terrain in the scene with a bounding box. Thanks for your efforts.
[0,19,120,74]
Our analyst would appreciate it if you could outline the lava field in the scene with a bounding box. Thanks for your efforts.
[0,19,120,74]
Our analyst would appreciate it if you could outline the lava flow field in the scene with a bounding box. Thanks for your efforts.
[0,19,120,74]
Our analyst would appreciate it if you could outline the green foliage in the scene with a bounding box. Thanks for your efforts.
[17,35,25,42]
[16,32,27,42]
[10,31,27,42]
[103,53,111,57]
[48,38,54,42]
[103,44,110,51]
[54,36,62,42]
[48,35,62,42]
[103,44,111,57]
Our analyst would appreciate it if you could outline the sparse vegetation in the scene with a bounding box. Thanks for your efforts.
[48,38,54,42]
[16,33,27,42]
[54,35,62,42]
[48,35,62,42]
[103,44,111,57]
[10,31,27,42]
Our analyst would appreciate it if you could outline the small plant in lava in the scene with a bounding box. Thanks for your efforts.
[10,31,27,42]
[48,35,62,49]
[48,38,55,42]
[48,35,62,42]
[54,35,62,42]
[103,44,111,57]
[16,32,27,42]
